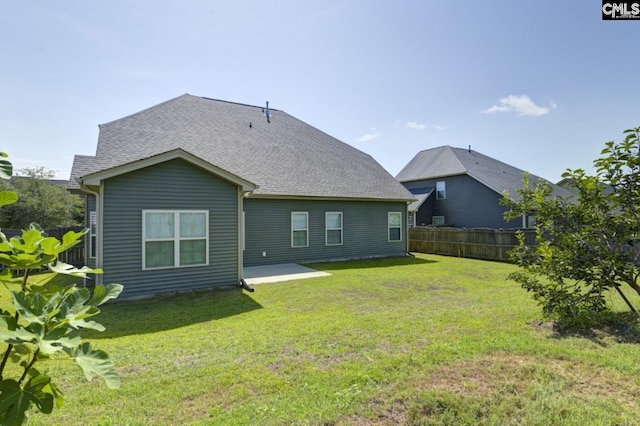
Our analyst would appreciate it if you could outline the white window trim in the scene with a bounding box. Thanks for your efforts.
[291,211,309,248]
[89,211,97,259]
[436,181,446,199]
[325,212,343,246]
[142,210,209,270]
[432,216,445,226]
[388,212,402,242]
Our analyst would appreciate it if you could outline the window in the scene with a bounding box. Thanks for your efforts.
[388,212,402,242]
[143,210,208,269]
[432,216,445,226]
[436,181,446,199]
[89,211,97,258]
[291,212,308,247]
[526,215,537,228]
[325,212,343,245]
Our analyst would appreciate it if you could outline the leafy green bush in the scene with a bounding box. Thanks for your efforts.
[502,127,640,327]
[0,152,121,425]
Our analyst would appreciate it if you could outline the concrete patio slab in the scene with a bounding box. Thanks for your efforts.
[243,263,331,285]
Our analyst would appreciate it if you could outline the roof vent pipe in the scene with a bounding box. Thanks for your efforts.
[468,145,471,153]
[265,101,270,123]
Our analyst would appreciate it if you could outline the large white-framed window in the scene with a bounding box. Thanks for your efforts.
[436,181,446,199]
[142,210,209,270]
[325,212,343,246]
[388,212,402,242]
[89,211,97,258]
[291,212,308,248]
[432,216,445,226]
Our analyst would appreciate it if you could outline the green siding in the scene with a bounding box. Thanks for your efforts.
[244,199,408,266]
[102,159,240,299]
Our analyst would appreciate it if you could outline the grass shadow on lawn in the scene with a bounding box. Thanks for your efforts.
[307,253,438,271]
[84,287,262,339]
[544,311,640,346]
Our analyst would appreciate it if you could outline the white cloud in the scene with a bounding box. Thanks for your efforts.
[407,121,426,130]
[355,132,382,142]
[482,95,556,117]
[406,122,445,131]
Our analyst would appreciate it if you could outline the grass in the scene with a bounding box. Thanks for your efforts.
[3,253,640,425]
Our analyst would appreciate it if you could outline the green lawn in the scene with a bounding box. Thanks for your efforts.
[10,254,640,425]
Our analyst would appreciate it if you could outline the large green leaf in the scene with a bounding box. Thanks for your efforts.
[0,379,30,426]
[38,330,81,355]
[0,154,12,181]
[12,292,49,325]
[10,229,43,254]
[39,237,64,257]
[72,342,121,389]
[0,235,11,253]
[0,269,17,285]
[58,229,87,252]
[48,261,103,278]
[0,327,39,346]
[0,191,17,209]
[0,252,53,270]
[0,312,17,331]
[88,284,124,307]
[0,376,54,425]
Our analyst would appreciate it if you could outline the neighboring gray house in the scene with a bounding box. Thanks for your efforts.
[396,146,574,229]
[69,94,414,298]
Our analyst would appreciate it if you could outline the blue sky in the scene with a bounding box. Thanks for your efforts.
[1,1,638,182]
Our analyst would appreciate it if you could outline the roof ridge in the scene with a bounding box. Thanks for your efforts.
[99,93,194,127]
[445,145,469,173]
[199,96,281,112]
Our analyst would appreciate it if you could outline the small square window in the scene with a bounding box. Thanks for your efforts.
[432,216,445,226]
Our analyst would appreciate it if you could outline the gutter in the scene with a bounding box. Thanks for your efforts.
[78,180,103,286]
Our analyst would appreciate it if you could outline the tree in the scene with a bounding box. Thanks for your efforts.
[0,167,83,230]
[501,127,640,327]
[0,152,121,424]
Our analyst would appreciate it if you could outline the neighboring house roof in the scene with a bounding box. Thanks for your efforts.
[557,176,614,195]
[396,145,574,199]
[70,94,414,202]
[407,187,434,212]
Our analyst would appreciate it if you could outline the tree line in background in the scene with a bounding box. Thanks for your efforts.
[0,167,83,230]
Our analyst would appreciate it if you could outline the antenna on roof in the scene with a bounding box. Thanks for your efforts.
[264,101,271,124]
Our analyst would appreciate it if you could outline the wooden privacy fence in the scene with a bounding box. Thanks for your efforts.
[409,227,537,262]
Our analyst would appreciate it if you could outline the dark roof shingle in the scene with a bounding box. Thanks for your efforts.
[71,94,413,201]
[396,145,574,199]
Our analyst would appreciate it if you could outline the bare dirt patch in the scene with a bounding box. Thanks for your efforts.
[424,352,640,404]
[346,352,640,424]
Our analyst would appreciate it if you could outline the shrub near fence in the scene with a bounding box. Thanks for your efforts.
[1,226,86,268]
[409,227,537,262]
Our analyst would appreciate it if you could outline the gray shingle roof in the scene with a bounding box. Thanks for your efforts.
[396,145,574,199]
[70,94,413,201]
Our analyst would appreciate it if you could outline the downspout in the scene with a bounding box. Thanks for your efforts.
[79,181,103,286]
[406,201,413,257]
[238,188,255,292]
